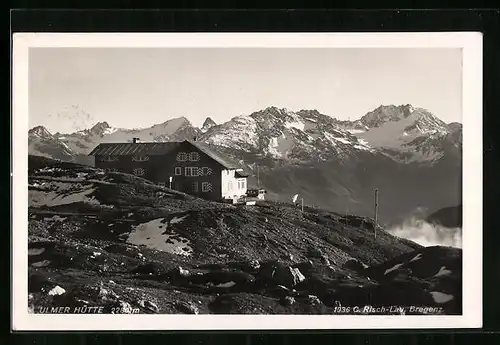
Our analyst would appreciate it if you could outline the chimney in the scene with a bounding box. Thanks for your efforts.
[132,137,140,144]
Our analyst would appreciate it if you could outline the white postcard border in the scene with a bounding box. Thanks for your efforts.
[12,32,483,331]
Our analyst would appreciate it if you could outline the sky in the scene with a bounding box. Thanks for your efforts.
[29,48,462,134]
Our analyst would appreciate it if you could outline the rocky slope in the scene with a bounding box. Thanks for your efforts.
[28,155,462,315]
[29,126,77,162]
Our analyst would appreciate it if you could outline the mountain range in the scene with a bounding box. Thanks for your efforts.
[28,104,462,224]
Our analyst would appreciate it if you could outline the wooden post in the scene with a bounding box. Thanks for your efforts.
[374,188,379,239]
[257,165,260,187]
[301,198,304,213]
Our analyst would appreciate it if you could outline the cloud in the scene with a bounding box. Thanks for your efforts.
[387,217,462,248]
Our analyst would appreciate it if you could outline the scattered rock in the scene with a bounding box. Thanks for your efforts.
[269,285,295,298]
[48,285,66,296]
[307,295,322,305]
[138,299,160,313]
[32,260,51,268]
[168,266,191,279]
[261,261,306,288]
[28,248,46,256]
[175,301,200,314]
[280,296,295,306]
[97,283,120,301]
[248,260,261,271]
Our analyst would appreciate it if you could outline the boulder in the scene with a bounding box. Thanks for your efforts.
[167,266,191,280]
[260,261,306,288]
[175,301,200,314]
[307,295,322,305]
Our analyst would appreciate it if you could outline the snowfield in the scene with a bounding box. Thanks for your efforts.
[29,182,100,207]
[126,217,193,256]
[285,120,305,132]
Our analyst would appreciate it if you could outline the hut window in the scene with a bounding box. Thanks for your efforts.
[189,152,200,161]
[133,168,145,176]
[202,182,212,192]
[176,152,188,162]
[192,182,199,192]
[132,155,149,162]
[185,167,199,177]
[100,155,119,162]
[201,167,213,176]
[174,167,182,175]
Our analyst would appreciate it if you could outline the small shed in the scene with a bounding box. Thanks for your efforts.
[246,188,267,200]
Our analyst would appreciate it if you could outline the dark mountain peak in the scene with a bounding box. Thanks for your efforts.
[296,109,335,123]
[29,126,53,138]
[202,117,217,130]
[360,104,416,128]
[296,109,321,117]
[162,116,192,127]
[89,121,111,136]
[261,106,290,116]
[92,121,110,129]
[447,122,462,132]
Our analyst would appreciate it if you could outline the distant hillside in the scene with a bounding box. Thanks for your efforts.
[426,205,462,228]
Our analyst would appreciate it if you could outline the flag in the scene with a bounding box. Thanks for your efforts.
[292,194,299,203]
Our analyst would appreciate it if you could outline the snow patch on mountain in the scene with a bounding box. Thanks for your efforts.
[29,126,53,138]
[29,103,460,167]
[52,116,200,155]
[346,129,366,134]
[325,132,350,145]
[266,134,295,158]
[204,115,260,150]
[285,120,306,132]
